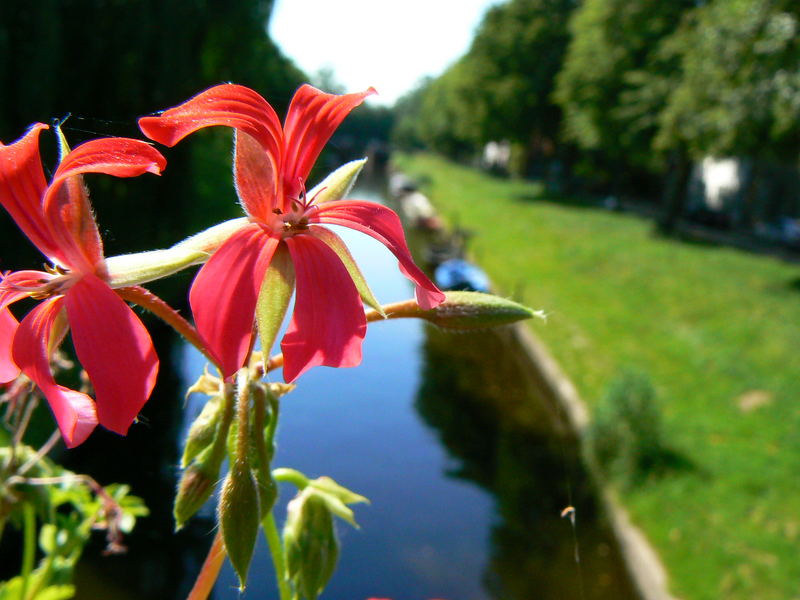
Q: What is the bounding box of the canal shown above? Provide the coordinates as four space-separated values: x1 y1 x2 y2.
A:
185 179 639 599
68 178 638 599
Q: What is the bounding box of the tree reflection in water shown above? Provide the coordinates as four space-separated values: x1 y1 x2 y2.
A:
416 325 638 600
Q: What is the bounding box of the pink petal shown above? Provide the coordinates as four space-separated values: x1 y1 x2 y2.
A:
281 234 366 382
314 201 445 310
189 224 278 378
139 84 283 162
281 85 375 200
234 131 279 221
0 308 20 383
65 274 158 436
44 138 167 274
13 297 98 447
0 123 62 260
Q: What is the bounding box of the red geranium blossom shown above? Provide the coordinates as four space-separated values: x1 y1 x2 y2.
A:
140 84 444 381
0 124 164 447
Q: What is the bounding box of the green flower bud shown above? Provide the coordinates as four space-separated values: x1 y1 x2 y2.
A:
379 291 544 330
173 460 217 529
181 392 223 468
219 459 261 590
283 489 339 600
174 383 233 529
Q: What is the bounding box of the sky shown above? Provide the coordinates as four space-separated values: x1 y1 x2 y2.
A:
269 0 503 106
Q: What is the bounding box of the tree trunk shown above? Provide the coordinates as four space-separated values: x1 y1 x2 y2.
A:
657 148 692 233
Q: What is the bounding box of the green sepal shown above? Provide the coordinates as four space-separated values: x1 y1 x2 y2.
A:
307 158 366 205
256 243 295 359
311 227 384 316
272 471 368 528
309 476 369 510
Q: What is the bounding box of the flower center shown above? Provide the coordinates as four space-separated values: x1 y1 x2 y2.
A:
4 265 78 300
270 184 323 238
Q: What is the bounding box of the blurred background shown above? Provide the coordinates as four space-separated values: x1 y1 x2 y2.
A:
1 1 799 599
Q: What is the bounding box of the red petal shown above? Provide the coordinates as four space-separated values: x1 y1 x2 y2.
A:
281 234 366 382
281 85 375 200
52 137 167 180
65 274 159 436
0 123 62 260
0 308 20 383
13 297 98 447
314 201 445 309
44 138 167 273
234 131 279 221
189 224 278 378
139 84 283 162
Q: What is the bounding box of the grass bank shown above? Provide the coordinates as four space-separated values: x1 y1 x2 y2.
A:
393 153 800 600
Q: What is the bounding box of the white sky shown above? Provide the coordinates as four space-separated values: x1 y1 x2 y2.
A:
269 0 503 106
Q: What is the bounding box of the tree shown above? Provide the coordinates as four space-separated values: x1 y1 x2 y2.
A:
393 0 576 173
656 0 800 227
466 0 575 161
554 0 694 189
657 0 800 160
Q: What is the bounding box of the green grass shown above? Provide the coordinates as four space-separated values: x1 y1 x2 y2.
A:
394 153 800 600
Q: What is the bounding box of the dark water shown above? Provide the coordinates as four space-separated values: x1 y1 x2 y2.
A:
63 181 637 599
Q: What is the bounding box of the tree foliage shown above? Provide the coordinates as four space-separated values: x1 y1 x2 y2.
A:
554 0 694 172
656 0 800 161
0 0 304 262
396 0 575 165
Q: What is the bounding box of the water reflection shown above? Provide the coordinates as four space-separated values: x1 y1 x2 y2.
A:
417 325 638 599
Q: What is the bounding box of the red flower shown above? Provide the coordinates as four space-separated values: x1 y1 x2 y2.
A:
140 84 444 381
0 124 165 447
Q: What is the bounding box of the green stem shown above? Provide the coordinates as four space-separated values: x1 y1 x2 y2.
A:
116 286 218 367
19 503 35 600
262 511 292 600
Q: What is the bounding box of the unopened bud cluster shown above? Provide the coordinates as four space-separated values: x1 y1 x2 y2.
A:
280 472 368 599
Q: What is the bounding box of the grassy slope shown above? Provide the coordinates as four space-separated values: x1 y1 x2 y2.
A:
394 153 800 600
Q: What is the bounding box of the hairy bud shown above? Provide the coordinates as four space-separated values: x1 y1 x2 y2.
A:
283 489 339 600
219 459 260 590
376 291 543 330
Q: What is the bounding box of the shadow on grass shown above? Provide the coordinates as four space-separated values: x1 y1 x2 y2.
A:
786 275 800 293
641 446 698 480
650 225 726 250
514 189 605 210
